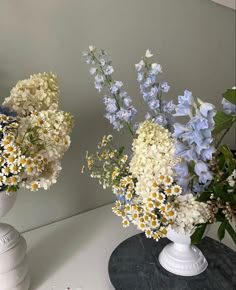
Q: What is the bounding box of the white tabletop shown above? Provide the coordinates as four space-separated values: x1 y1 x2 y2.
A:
23 204 140 290
23 203 235 290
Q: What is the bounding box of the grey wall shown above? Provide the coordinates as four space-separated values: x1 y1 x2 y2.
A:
0 0 235 233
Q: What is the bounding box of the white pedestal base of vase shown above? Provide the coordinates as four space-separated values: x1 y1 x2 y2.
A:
159 227 208 276
0 191 30 289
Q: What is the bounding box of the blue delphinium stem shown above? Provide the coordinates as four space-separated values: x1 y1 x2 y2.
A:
83 47 137 136
135 51 174 129
173 92 216 193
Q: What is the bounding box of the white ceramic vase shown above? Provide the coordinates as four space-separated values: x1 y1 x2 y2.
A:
158 227 208 276
0 191 30 290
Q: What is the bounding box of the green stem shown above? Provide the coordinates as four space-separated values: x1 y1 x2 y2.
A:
216 127 231 148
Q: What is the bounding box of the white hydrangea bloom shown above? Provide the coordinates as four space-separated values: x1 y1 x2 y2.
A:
24 160 62 190
17 110 73 162
227 169 236 188
3 72 59 116
171 194 209 235
130 120 179 197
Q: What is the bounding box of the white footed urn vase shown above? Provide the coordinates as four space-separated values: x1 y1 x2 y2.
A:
0 191 30 290
159 227 208 276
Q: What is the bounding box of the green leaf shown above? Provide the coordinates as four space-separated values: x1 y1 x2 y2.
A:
220 145 234 172
191 223 207 245
118 146 125 155
223 89 236 105
217 219 228 241
225 223 236 245
213 112 234 136
197 191 211 202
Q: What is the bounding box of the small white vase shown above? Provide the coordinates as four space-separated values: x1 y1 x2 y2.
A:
0 191 17 219
0 191 30 290
158 227 208 276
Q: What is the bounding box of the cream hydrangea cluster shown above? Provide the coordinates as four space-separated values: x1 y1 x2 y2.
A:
171 194 210 235
130 120 180 198
3 72 59 116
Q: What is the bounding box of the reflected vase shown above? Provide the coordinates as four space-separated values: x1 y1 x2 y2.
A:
0 191 30 290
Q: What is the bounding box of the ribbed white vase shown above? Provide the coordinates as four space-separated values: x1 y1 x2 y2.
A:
0 191 30 290
159 227 208 276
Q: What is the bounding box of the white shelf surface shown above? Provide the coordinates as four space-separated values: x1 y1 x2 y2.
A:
23 204 140 290
23 203 235 290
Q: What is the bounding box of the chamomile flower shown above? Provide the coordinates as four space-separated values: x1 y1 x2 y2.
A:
146 200 155 210
163 175 173 186
122 218 130 228
4 144 15 154
171 185 182 195
126 191 133 200
164 187 172 196
10 175 19 185
138 222 146 231
150 219 159 229
2 166 11 175
145 229 153 238
115 200 121 208
10 163 21 174
7 155 15 164
153 232 160 241
157 193 165 202
25 165 35 175
30 182 40 191
151 191 158 199
18 156 27 166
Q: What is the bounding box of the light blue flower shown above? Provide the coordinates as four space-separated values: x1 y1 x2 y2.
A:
162 100 175 113
104 65 114 75
148 99 160 110
135 60 145 71
110 81 123 94
103 96 118 113
143 76 156 88
137 72 144 82
122 95 132 107
154 114 167 126
222 98 236 115
0 106 17 117
175 162 189 177
159 82 170 93
95 74 104 83
142 90 154 102
199 102 215 118
117 107 137 122
105 113 123 130
89 67 97 75
150 63 162 75
99 58 106 66
94 81 103 92
201 147 216 161
174 90 194 117
173 123 190 138
145 112 152 120
194 161 213 184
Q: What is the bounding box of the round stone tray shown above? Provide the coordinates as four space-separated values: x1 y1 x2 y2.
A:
108 233 236 290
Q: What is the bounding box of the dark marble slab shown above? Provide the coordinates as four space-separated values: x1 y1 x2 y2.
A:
108 233 236 290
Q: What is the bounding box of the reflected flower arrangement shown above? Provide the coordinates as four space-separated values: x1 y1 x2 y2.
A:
0 73 74 193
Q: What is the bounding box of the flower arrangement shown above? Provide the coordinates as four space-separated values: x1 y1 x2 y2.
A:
0 72 74 193
83 46 236 244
